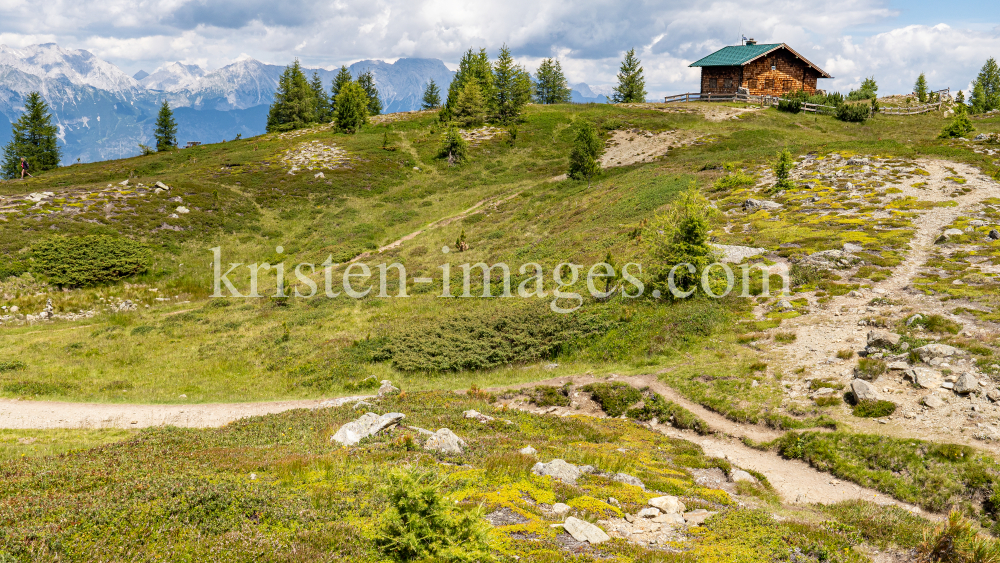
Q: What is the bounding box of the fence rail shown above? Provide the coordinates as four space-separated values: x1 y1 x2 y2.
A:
666 88 950 116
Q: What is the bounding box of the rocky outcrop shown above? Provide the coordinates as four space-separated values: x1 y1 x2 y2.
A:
331 412 405 446
563 516 610 544
423 428 466 454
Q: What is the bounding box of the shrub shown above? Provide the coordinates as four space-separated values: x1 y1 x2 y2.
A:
711 170 756 192
852 400 896 418
438 127 468 164
836 349 854 360
836 102 871 123
920 510 1000 563
939 113 975 139
847 77 878 101
814 396 842 407
776 98 802 113
581 381 642 417
910 314 962 334
32 235 152 288
772 149 795 192
644 184 717 298
568 120 601 186
375 471 492 563
855 358 887 380
0 360 26 372
334 81 369 133
527 384 571 407
774 331 797 343
626 391 710 434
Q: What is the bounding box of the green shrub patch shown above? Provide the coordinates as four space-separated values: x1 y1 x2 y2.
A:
32 235 152 287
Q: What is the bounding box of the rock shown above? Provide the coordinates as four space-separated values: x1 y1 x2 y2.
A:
742 199 782 212
904 367 942 389
954 373 979 394
377 380 400 396
917 343 959 360
424 428 466 454
976 133 989 141
613 473 645 489
155 181 170 191
463 409 495 423
989 229 1000 241
118 179 129 186
942 228 964 239
563 516 610 544
607 497 620 507
314 172 325 179
532 459 583 485
652 512 686 525
519 446 537 455
648 496 685 515
683 509 717 526
552 502 572 516
709 244 768 264
867 330 901 349
906 314 923 326
353 401 374 410
730 469 757 483
988 389 1000 402
846 157 870 166
331 412 405 446
970 220 988 228
851 379 879 402
923 395 944 409
843 243 864 253
888 361 910 371
176 206 190 214
775 299 794 311
637 507 661 518
900 342 910 351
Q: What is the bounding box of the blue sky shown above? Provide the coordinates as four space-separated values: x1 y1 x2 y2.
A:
0 0 996 97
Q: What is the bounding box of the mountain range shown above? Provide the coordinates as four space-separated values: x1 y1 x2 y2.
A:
0 43 608 165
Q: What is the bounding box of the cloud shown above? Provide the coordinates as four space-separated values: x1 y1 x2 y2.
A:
0 0 996 99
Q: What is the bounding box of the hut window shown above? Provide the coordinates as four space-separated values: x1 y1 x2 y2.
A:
783 80 795 90
709 77 717 89
770 59 776 70
764 79 775 90
724 78 733 89
748 79 758 89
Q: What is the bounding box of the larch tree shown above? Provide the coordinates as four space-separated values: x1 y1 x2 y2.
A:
611 48 647 103
534 58 571 104
310 71 332 123
357 70 383 116
970 58 1000 114
335 81 369 133
445 49 494 117
568 120 601 187
421 79 442 109
154 100 178 151
266 60 315 132
914 72 928 103
2 91 60 178
330 65 353 106
492 44 532 123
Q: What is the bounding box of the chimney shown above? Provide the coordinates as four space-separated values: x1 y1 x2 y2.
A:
746 38 756 46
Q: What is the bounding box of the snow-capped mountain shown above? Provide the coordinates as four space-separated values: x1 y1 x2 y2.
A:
0 45 457 164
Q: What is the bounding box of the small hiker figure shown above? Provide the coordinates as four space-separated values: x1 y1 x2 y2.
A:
20 157 29 179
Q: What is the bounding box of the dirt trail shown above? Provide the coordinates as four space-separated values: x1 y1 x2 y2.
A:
490 374 933 515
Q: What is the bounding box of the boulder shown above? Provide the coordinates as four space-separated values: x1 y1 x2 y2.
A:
904 367 942 389
989 229 1000 241
331 412 405 446
943 228 964 238
155 181 170 191
551 503 572 516
532 459 583 485
867 330 901 349
851 379 879 402
648 496 685 515
519 446 537 455
906 314 923 327
775 299 794 311
377 380 400 396
463 409 495 423
743 199 782 212
954 373 979 395
652 512 686 525
683 509 717 526
176 206 190 214
563 516 610 544
887 361 910 371
424 428 466 454
613 472 646 490
730 469 757 484
637 507 660 518
915 344 958 360
922 395 944 408
843 243 864 253
988 389 1000 403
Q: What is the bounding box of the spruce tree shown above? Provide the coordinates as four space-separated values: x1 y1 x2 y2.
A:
492 44 532 123
611 48 647 103
335 81 369 133
453 82 487 127
568 121 601 187
1 92 60 179
357 70 383 116
330 65 352 105
421 80 442 109
914 72 928 103
445 49 494 115
310 71 332 123
970 58 1000 114
154 100 177 152
266 60 315 133
534 58 571 104
971 80 988 114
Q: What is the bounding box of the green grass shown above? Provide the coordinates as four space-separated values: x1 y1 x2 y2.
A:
852 399 897 418
0 428 136 461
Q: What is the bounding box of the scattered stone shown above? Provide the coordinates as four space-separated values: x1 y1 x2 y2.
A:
906 314 923 326
551 503 572 516
331 412 405 446
904 367 943 389
989 229 1000 241
648 496 685 514
743 199 782 211
607 497 620 507
843 243 864 253
463 409 495 423
923 395 945 409
532 459 583 485
867 330 901 349
613 472 645 490
519 446 537 455
563 516 610 544
485 507 529 526
954 373 979 395
915 343 958 360
652 512 686 525
314 172 325 179
637 507 661 518
377 380 400 396
175 206 190 214
683 509 717 526
775 299 794 311
988 389 1000 402
710 244 768 264
155 181 170 191
888 361 910 371
942 228 964 238
424 428 466 454
730 469 757 484
851 379 879 402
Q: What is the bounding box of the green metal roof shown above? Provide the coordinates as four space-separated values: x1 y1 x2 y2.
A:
689 43 782 67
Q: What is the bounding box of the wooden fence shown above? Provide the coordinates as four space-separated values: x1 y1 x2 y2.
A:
879 89 951 115
665 87 951 116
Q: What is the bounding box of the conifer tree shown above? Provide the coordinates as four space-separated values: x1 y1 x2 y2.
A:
330 65 352 105
1 92 60 178
492 44 532 123
914 72 928 103
969 58 1000 114
335 81 369 133
154 100 177 152
445 49 494 115
310 71 332 123
611 48 647 103
453 82 487 127
535 58 572 104
357 70 383 116
421 79 442 109
266 60 315 133
568 121 601 187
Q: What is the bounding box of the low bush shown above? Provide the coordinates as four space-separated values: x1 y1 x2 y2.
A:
852 399 896 418
939 113 975 139
855 358 887 380
581 381 642 417
526 384 571 407
836 349 854 360
776 98 802 113
814 396 842 407
0 360 26 372
626 391 711 434
32 235 152 288
909 313 962 335
836 103 871 123
438 127 468 164
920 511 1000 563
774 332 797 344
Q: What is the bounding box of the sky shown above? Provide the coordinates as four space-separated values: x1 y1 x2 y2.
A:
0 0 997 98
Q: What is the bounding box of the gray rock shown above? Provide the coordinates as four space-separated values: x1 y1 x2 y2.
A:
943 228 964 238
775 299 794 311
954 373 979 394
730 469 757 483
887 361 910 371
653 512 686 525
175 206 190 214
923 395 944 409
463 409 494 423
916 344 958 359
904 367 942 389
900 342 910 351
155 181 170 191
519 446 537 455
989 229 1000 241
331 412 405 446
743 199 782 212
613 472 645 490
563 516 610 544
843 243 864 253
942 382 954 390
353 400 374 410
987 389 1000 402
906 314 923 326
377 380 400 396
970 220 988 227
867 330 901 349
648 496 685 514
532 459 583 485
709 244 768 264
683 509 718 526
846 157 870 166
637 507 660 518
551 502 572 516
424 428 466 454
851 379 879 402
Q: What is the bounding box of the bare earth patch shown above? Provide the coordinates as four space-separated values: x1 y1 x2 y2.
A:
600 129 705 168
